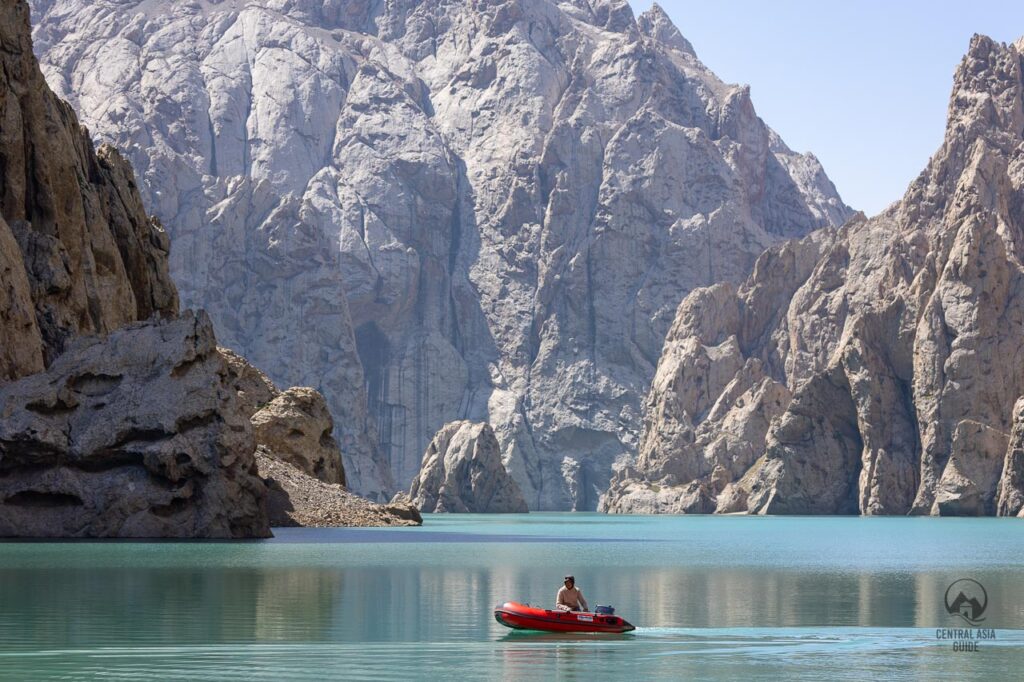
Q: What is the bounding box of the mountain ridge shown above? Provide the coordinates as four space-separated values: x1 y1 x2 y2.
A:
603 33 1024 516
29 0 853 508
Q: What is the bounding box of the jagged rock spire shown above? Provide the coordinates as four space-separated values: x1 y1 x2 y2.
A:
605 35 1024 517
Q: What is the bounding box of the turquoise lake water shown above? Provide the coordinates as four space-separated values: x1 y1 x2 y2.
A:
1 514 1023 680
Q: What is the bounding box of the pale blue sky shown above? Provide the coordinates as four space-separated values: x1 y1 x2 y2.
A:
629 1 1024 215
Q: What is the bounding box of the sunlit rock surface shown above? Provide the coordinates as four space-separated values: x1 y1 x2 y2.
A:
253 387 346 485
408 421 528 513
605 35 1024 516
29 0 851 508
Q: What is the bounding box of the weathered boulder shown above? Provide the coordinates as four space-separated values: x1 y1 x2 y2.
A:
381 492 425 525
219 346 279 418
218 350 349 489
217 348 413 526
408 422 528 513
0 312 270 538
252 387 345 486
606 34 1024 517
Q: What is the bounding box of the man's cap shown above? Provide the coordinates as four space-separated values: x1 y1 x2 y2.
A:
564 575 575 581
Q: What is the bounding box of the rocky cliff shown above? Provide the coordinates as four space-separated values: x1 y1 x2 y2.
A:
1 2 178 378
29 0 852 508
604 35 1024 516
408 421 528 513
0 0 269 537
0 312 271 537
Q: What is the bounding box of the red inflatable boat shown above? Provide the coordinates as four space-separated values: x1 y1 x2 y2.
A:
494 602 635 633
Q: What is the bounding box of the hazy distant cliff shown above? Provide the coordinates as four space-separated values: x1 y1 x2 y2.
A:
29 0 851 508
604 35 1024 516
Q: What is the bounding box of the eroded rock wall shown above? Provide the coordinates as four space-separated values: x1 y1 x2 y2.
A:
1 0 178 374
0 313 271 537
0 0 268 537
30 0 852 508
605 35 1024 517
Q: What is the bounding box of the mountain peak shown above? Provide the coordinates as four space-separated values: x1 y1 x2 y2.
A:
638 3 696 56
587 0 637 34
934 32 1023 199
604 30 1024 518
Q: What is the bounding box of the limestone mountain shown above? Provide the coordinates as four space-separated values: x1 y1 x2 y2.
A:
603 35 1024 516
29 0 852 508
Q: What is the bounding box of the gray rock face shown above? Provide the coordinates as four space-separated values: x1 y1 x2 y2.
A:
30 0 851 508
997 398 1024 516
253 387 346 485
0 0 270 537
605 35 1024 517
219 346 279 418
408 421 528 513
0 312 271 538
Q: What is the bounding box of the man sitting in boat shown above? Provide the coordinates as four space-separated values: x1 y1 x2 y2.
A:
556 575 589 612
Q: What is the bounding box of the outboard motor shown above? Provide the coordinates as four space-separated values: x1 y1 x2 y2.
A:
595 605 615 615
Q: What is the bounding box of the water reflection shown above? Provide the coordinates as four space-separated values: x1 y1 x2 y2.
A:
2 562 1021 653
1 516 1023 679
0 568 347 648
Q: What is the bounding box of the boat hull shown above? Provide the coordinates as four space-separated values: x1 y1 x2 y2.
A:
494 602 635 633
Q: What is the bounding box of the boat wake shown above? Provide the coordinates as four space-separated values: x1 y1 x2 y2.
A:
2 629 1022 680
